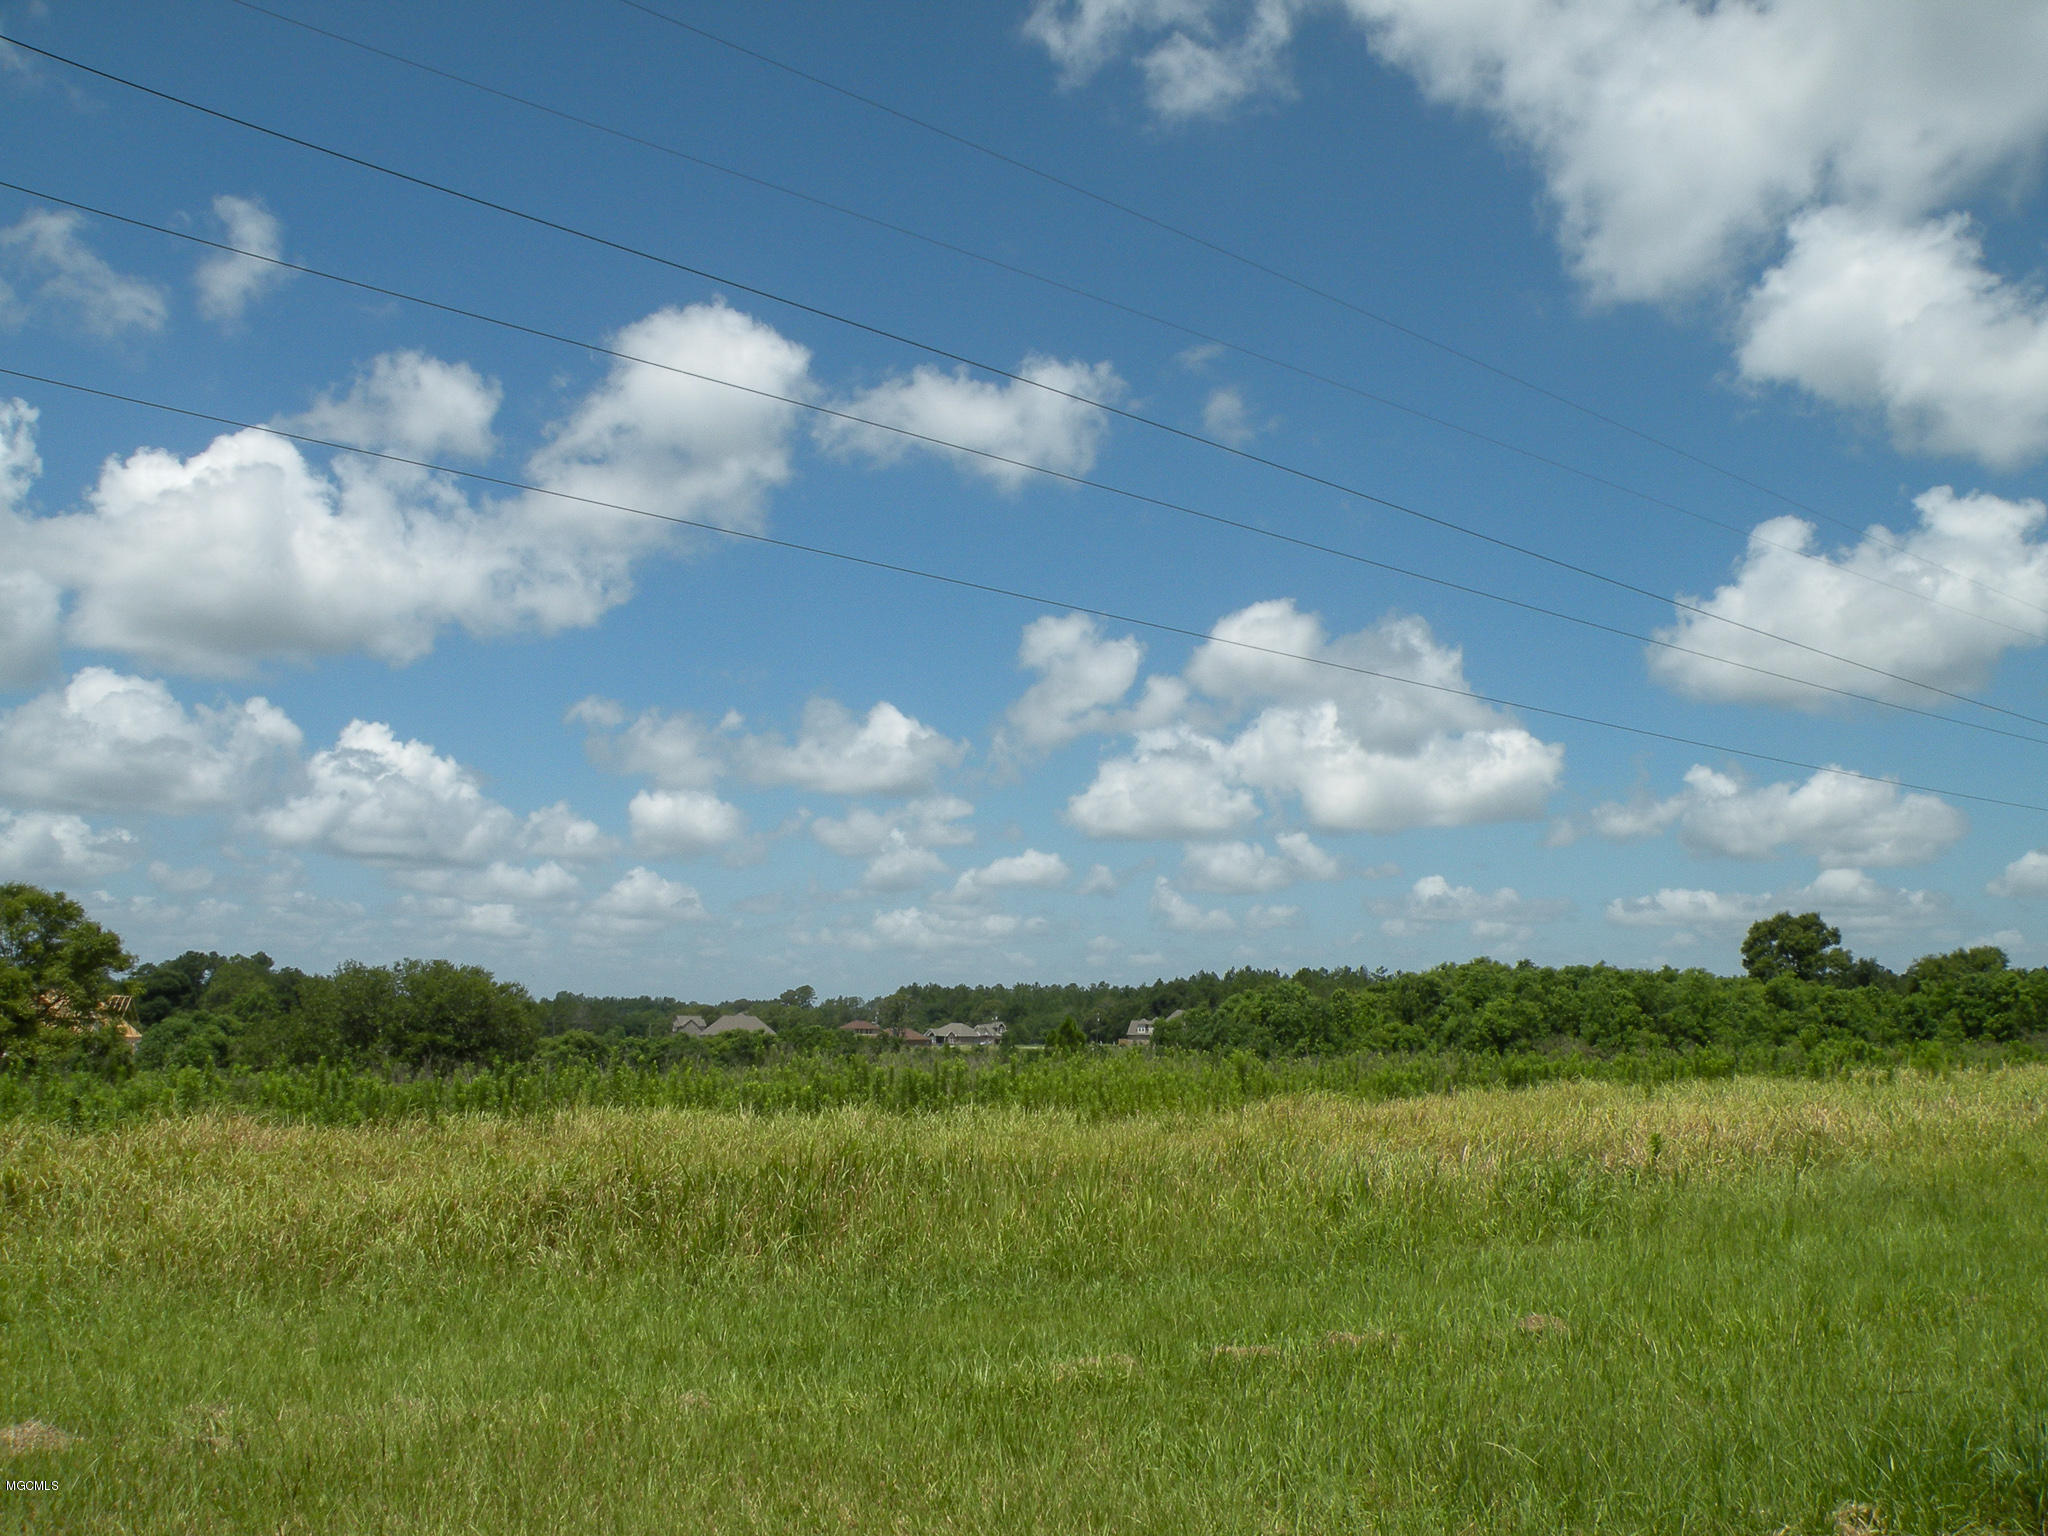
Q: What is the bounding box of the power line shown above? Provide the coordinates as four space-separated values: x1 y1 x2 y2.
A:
10 38 2042 732
11 361 2045 818
213 0 2043 644
10 174 2043 750
611 0 2034 616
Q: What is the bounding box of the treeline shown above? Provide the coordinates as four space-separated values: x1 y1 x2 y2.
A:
1157 950 2042 1057
4 883 2045 1081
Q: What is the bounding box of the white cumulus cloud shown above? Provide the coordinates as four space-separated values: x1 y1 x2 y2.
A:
1989 850 2048 900
1608 868 1944 937
285 350 500 461
1376 874 1569 942
581 867 708 937
529 301 811 526
812 795 974 890
1066 725 1260 839
0 668 301 814
841 905 1040 952
1026 1 2048 465
194 194 289 325
1650 490 2048 706
1149 876 1236 933
1026 0 1300 120
951 849 1070 901
1580 764 1965 868
819 354 1124 489
738 700 965 796
1739 208 2048 468
3 303 812 676
1067 599 1561 839
0 809 138 881
572 699 724 789
1003 614 1145 751
0 208 167 335
396 861 582 905
1179 830 1337 892
260 720 519 867
626 789 747 858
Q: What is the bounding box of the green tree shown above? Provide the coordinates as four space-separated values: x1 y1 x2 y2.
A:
0 884 134 1072
387 958 539 1066
1047 1015 1087 1053
294 961 400 1064
134 1009 235 1071
1741 912 1843 982
129 950 224 1026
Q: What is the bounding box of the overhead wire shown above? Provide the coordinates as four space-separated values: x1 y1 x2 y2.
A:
612 0 2043 622
214 0 2042 645
12 361 2047 819
8 174 2045 752
8 36 2043 734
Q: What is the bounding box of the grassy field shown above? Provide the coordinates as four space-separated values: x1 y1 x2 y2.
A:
3 1068 2045 1533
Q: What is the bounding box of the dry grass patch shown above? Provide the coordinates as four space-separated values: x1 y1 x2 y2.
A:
1832 1502 1889 1536
0 1420 76 1454
1517 1313 1570 1337
176 1401 244 1455
1051 1353 1138 1383
1211 1344 1282 1360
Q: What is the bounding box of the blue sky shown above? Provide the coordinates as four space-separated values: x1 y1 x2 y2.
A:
5 0 2048 997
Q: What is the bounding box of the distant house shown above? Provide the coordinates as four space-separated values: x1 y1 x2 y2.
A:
673 1013 777 1038
36 990 142 1050
1122 1009 1182 1047
840 1020 880 1037
704 1013 776 1037
889 1027 933 1046
929 1021 1004 1047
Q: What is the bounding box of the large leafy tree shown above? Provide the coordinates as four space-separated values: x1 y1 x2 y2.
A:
1740 911 1845 982
0 884 135 1071
386 959 538 1067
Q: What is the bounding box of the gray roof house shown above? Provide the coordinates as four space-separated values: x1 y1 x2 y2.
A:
705 1013 776 1037
675 1013 777 1038
929 1021 1005 1047
1122 1009 1183 1046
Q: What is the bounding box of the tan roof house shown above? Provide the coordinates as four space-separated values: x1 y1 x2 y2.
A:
839 1020 881 1037
929 1021 1005 1047
673 1013 776 1038
36 990 142 1050
704 1013 776 1037
1122 1009 1182 1046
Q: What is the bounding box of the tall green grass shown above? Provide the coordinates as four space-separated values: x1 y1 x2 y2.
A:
3 1071 2045 1533
2 1036 2031 1130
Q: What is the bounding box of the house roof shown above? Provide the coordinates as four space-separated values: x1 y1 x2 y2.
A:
706 1013 776 1035
928 1022 992 1039
37 991 141 1038
889 1027 932 1043
840 1020 880 1033
671 1014 709 1034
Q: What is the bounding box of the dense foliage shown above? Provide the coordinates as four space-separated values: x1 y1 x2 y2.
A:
7 885 2045 1088
0 882 135 1073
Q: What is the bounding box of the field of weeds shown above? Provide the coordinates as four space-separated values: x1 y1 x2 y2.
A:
3 1070 2046 1533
